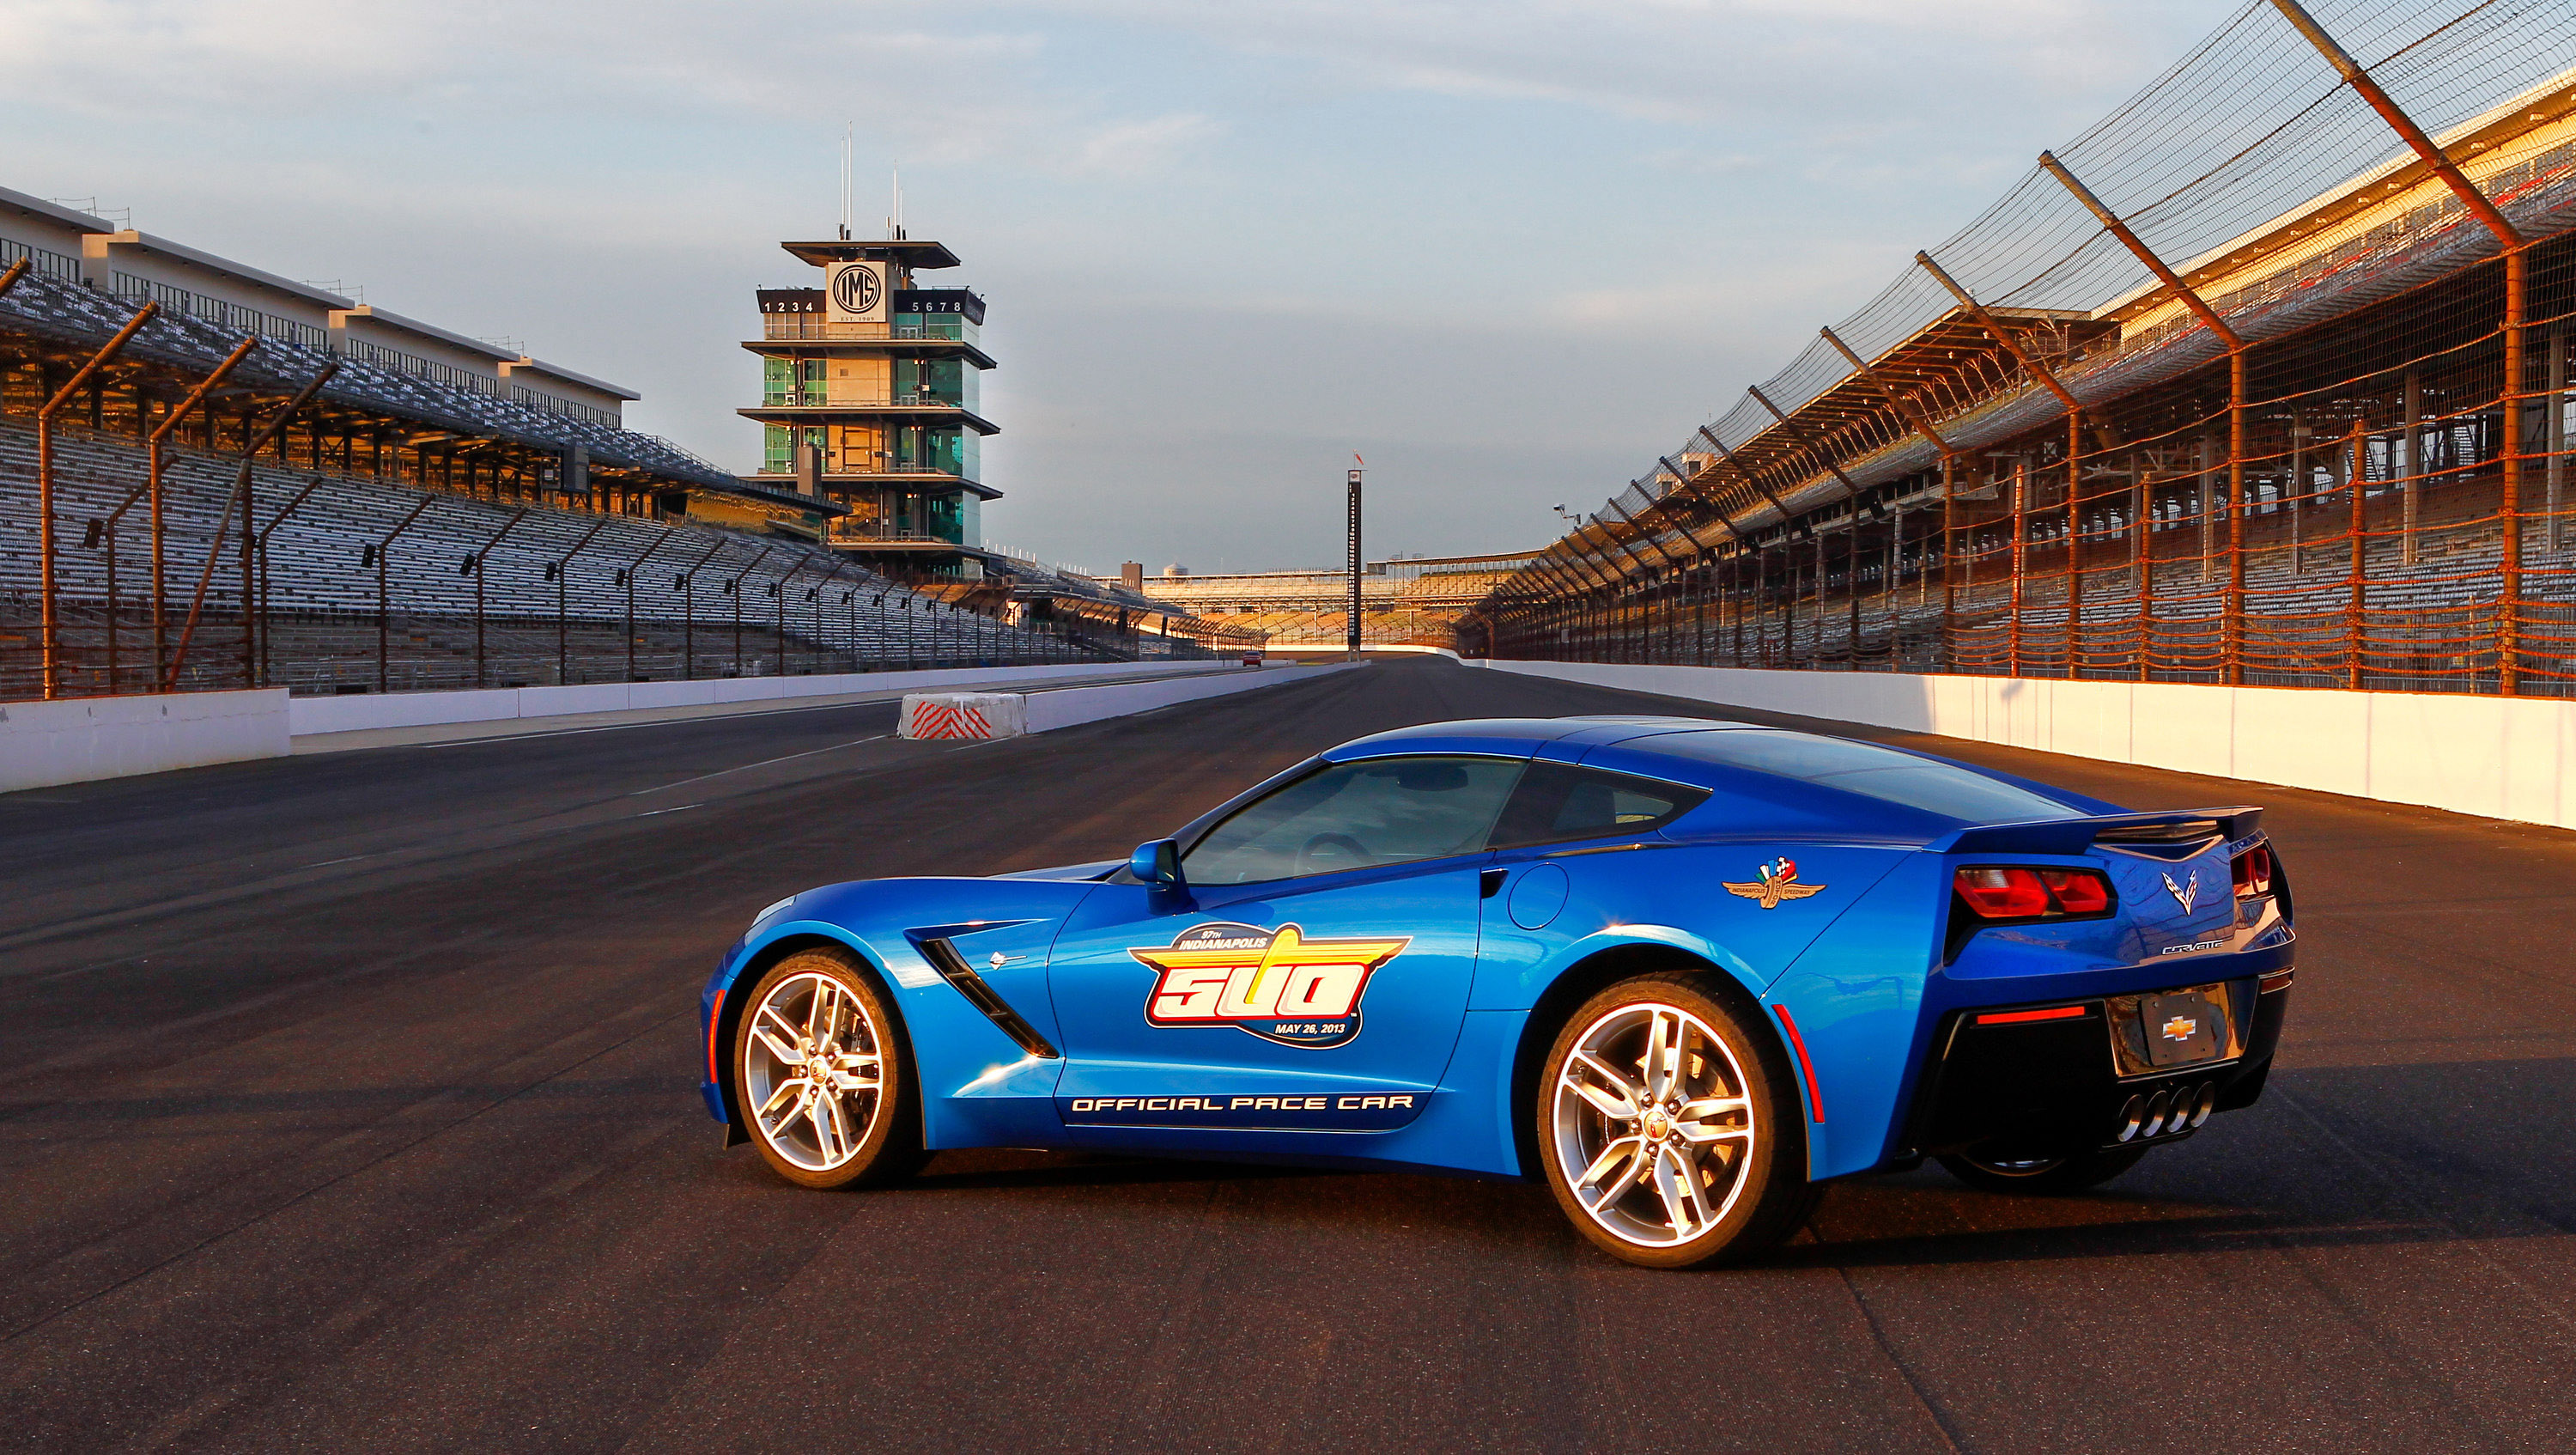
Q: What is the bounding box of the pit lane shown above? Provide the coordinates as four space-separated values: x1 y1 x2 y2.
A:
2 657 2570 1452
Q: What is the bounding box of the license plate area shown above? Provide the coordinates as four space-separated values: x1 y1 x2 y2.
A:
2106 981 2246 1077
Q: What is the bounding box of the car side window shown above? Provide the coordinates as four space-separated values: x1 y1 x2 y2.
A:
1181 756 1524 886
1488 763 1708 849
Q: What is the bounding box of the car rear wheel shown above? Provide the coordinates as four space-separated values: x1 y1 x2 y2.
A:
733 949 925 1190
1536 973 1817 1269
1936 1145 2148 1195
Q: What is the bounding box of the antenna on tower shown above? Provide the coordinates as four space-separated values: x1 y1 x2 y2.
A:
838 125 854 240
889 163 905 240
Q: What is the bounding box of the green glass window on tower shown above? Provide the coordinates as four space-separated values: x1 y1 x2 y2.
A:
892 357 975 411
762 357 828 406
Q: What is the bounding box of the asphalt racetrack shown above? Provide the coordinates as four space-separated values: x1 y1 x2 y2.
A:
3 657 2572 1453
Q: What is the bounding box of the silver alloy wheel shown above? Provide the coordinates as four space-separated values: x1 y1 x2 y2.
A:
1552 1001 1757 1248
741 970 886 1172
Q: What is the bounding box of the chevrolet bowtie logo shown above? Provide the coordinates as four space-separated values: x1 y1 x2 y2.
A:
1722 856 1826 910
2160 1015 2199 1042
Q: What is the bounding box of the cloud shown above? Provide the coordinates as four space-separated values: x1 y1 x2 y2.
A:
1073 113 1223 177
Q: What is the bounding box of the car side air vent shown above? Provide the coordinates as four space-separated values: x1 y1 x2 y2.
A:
2093 819 2221 861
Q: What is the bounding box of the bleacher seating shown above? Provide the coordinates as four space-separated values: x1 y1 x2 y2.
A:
0 416 1108 698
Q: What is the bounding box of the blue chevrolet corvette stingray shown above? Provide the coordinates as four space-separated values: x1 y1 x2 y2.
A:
700 715 2293 1267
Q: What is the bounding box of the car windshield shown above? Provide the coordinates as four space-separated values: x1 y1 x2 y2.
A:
1183 756 1522 884
1649 730 2079 824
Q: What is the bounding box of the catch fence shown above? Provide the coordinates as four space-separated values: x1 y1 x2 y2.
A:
1474 0 2576 697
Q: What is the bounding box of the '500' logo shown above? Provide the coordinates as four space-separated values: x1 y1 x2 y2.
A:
1129 922 1409 1048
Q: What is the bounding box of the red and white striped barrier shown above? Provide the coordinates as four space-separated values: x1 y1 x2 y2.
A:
897 692 1030 740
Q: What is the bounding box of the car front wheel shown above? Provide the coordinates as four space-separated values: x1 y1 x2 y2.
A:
733 948 925 1190
1537 973 1818 1269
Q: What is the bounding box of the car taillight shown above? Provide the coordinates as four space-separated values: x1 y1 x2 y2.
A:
1953 867 2115 922
2232 843 2273 898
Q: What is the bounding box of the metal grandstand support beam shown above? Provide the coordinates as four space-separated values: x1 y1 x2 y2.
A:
141 336 258 691
1695 427 1802 538
0 257 27 299
622 533 672 681
1605 498 1685 661
2348 422 2368 691
1747 383 1868 670
34 300 157 698
773 557 811 679
1587 511 1654 661
1555 544 1615 661
373 494 438 693
2038 150 2248 685
90 335 260 693
1745 385 1864 504
467 509 531 688
1819 326 1951 456
1656 458 1745 548
553 514 615 685
731 545 777 677
167 362 337 691
2268 0 2530 694
1940 454 1959 673
1917 252 2089 682
677 537 727 679
251 472 341 688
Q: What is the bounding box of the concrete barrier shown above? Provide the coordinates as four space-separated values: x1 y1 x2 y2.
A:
2 688 289 794
900 663 1358 740
1474 660 2576 831
898 693 1029 740
283 659 1250 737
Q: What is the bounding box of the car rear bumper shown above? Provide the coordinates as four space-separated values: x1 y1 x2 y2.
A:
1895 970 2293 1163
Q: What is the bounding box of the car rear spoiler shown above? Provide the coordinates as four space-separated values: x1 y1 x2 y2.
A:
1928 807 2264 858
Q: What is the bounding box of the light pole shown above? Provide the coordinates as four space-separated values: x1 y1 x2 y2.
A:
1346 466 1364 660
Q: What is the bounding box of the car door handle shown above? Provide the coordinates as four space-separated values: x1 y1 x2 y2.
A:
1479 868 1508 899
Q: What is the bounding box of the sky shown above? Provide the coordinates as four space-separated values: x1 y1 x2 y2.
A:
0 0 2240 574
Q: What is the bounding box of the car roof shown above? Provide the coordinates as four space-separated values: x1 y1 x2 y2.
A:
1321 715 1759 761
1324 715 2123 833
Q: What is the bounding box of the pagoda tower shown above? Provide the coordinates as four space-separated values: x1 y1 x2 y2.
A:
741 229 999 576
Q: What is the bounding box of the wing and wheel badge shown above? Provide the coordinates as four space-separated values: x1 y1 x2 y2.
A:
1722 856 1826 910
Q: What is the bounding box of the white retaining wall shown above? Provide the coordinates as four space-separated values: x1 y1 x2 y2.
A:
1024 663 1352 733
283 660 1251 737
1 688 290 794
1476 661 2576 831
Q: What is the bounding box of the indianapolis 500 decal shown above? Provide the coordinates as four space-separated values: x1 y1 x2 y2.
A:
1128 921 1410 1047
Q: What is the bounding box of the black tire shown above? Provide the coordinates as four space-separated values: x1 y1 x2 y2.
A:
1936 1145 2149 1195
732 947 927 1190
1534 972 1819 1269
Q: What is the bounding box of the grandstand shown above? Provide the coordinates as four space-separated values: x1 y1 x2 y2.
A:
0 411 1121 700
0 192 1226 700
1105 553 1534 648
1471 0 2576 699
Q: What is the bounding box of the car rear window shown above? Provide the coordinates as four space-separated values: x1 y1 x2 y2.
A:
1643 730 2078 824
1488 764 1708 848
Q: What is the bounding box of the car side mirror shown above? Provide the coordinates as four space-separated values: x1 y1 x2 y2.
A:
1128 838 1184 888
